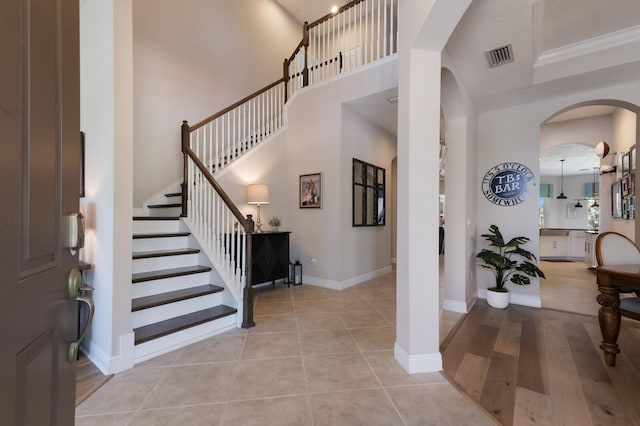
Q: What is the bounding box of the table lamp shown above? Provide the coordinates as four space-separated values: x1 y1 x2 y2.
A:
247 184 270 233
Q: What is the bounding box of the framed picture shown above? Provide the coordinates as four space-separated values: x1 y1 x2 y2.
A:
622 152 630 176
80 131 85 198
299 173 321 208
612 180 622 218
631 145 636 172
622 176 630 196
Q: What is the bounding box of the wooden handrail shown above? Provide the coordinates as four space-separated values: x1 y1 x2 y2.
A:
288 39 304 63
190 78 286 131
308 0 366 29
181 138 251 233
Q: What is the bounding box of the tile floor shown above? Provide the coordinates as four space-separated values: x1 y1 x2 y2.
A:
76 272 494 425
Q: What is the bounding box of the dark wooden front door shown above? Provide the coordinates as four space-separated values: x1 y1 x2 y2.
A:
0 0 80 424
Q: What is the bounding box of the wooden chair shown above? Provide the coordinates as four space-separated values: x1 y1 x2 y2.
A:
595 231 640 320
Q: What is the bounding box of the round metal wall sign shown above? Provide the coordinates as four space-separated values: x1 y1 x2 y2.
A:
482 162 535 206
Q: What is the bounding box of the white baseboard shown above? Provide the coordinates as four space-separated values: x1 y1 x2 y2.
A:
442 298 468 313
80 331 136 375
302 266 393 291
394 342 442 373
477 289 541 308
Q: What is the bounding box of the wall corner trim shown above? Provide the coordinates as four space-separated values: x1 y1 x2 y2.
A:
394 342 443 374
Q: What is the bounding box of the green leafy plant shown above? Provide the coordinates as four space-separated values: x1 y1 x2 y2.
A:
477 224 545 292
268 216 281 227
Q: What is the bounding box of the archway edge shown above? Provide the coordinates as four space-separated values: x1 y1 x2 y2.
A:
543 99 640 124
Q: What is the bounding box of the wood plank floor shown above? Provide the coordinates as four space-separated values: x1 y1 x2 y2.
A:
76 352 112 406
442 301 640 425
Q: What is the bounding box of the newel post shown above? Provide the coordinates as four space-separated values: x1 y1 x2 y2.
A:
181 120 189 217
283 58 290 103
302 21 309 87
242 214 256 328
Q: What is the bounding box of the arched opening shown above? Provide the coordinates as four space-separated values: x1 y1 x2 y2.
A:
539 100 640 315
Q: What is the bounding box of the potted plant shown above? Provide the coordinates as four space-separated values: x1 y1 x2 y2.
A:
268 216 281 232
477 224 545 308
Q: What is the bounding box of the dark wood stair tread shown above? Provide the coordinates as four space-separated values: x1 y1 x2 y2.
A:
133 216 180 220
133 248 200 259
133 232 191 239
132 265 212 283
148 203 182 209
164 192 182 197
134 305 237 344
132 284 224 311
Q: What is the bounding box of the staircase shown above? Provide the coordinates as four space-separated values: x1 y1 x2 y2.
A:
130 0 398 362
132 190 237 362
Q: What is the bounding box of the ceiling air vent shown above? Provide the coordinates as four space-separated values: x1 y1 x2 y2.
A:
486 44 514 68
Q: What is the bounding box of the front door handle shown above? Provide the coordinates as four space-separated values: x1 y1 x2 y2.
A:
68 295 94 362
67 268 95 362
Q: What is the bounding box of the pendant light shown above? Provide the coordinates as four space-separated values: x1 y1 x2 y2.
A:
557 159 567 199
574 200 583 208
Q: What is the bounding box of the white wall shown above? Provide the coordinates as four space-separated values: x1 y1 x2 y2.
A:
340 107 396 281
477 83 640 308
540 115 613 153
132 0 302 207
80 0 134 374
599 107 637 238
215 59 399 287
540 174 592 229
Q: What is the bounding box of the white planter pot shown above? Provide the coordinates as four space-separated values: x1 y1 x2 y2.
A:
486 288 510 309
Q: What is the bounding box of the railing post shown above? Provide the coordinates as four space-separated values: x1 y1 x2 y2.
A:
302 21 309 87
242 214 255 328
283 58 290 103
181 120 189 217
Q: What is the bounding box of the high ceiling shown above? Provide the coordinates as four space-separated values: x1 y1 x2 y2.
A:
274 0 640 174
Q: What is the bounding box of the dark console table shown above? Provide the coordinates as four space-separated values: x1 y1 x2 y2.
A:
251 231 290 286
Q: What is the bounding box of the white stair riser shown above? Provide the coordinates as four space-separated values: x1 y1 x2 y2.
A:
149 207 182 217
133 236 190 252
132 253 200 274
132 272 212 298
132 293 223 328
133 219 182 234
134 315 237 364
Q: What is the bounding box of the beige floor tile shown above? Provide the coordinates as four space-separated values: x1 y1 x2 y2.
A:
174 334 245 365
134 350 179 369
387 384 496 426
248 314 298 334
304 352 380 392
129 403 225 425
299 329 359 355
222 395 312 425
76 367 167 415
309 389 404 426
294 300 333 313
363 351 447 386
296 312 347 330
319 298 375 312
75 412 134 426
365 297 397 310
292 289 332 302
340 310 392 328
141 363 235 408
350 326 395 350
241 332 300 359
254 300 294 315
377 307 396 325
228 357 307 400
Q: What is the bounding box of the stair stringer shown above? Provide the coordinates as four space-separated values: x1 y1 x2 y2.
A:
180 216 245 328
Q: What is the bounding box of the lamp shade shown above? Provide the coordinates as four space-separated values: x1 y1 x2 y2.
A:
247 184 270 205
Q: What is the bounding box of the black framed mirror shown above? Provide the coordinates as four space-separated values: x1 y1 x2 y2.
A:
352 158 385 226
